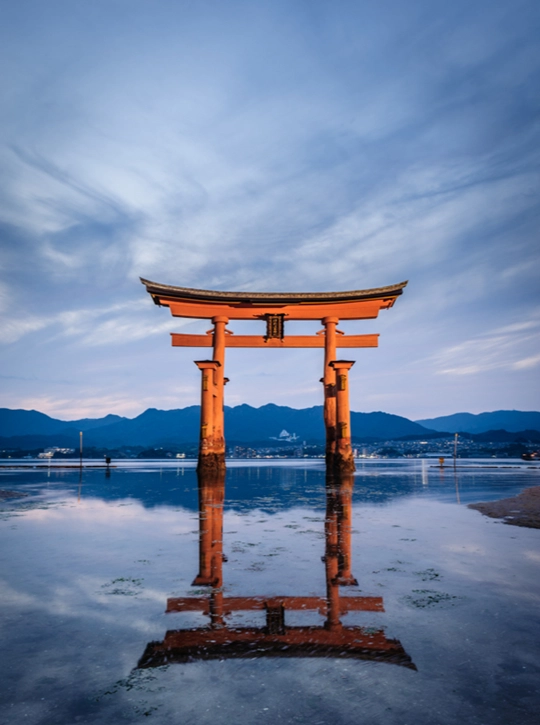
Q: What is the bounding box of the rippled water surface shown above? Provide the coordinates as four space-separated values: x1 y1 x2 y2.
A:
1 459 539 724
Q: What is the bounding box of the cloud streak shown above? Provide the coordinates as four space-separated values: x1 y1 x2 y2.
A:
431 313 540 376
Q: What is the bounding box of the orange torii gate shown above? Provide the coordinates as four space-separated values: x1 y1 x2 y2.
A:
141 279 407 471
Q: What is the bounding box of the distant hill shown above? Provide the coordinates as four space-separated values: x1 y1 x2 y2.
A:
0 408 126 438
416 410 540 434
84 407 201 447
467 429 540 443
225 404 430 442
0 404 432 448
350 410 431 441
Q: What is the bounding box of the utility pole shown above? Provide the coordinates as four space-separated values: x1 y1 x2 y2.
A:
79 431 83 470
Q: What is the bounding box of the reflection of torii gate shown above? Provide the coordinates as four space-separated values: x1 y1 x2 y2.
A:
141 279 407 472
137 469 415 668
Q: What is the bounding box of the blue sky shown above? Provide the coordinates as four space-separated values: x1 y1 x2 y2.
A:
1 0 539 420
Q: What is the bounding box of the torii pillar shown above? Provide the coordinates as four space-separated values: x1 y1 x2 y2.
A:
194 360 222 472
194 315 229 473
211 316 228 461
329 360 355 473
322 316 339 466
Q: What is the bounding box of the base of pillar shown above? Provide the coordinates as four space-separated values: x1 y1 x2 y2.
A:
326 452 356 473
197 452 226 474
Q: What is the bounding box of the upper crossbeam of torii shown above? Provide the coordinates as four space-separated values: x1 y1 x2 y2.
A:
141 278 407 472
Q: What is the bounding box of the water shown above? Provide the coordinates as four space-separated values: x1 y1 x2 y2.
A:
1 459 539 724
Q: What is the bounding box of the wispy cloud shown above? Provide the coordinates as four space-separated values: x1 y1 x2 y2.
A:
0 299 190 346
0 315 52 343
432 315 540 375
513 354 540 370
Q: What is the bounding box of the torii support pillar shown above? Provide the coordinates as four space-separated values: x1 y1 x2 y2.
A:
330 360 356 473
211 316 228 460
322 316 339 466
194 360 225 473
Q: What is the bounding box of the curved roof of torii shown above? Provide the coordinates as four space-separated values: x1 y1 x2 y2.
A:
140 278 408 305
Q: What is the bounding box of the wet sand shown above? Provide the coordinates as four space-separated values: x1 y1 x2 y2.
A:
468 486 540 529
0 489 29 499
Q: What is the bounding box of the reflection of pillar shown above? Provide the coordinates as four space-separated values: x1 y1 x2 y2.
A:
336 473 358 586
208 471 225 628
192 469 226 630
325 469 358 622
211 316 228 460
322 316 338 464
194 360 223 472
330 360 355 473
324 474 342 631
192 473 214 586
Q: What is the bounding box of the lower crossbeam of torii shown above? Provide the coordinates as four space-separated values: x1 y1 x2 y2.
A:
141 278 407 473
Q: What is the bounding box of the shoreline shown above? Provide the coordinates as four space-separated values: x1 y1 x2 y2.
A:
468 486 540 529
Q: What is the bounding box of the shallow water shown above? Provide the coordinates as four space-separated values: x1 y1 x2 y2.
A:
1 459 539 724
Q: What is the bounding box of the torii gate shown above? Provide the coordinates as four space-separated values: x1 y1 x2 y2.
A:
141 279 407 472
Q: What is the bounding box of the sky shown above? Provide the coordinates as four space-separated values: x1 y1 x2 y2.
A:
0 0 539 422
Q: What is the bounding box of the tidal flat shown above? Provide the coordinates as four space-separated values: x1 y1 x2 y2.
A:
0 459 539 724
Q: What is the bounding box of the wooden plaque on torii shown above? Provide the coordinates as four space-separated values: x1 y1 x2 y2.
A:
141 278 407 472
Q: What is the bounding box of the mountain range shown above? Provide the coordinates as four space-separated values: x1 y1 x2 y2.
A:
0 406 539 450
416 410 540 433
